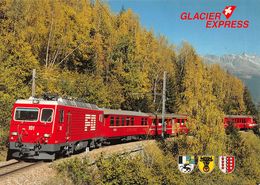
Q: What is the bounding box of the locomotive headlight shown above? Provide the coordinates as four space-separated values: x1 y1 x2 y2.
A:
11 132 18 136
44 133 51 138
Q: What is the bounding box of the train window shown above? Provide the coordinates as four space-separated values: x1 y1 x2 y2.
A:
116 117 120 126
41 109 53 122
145 118 148 125
126 117 130 125
141 118 144 125
131 117 134 125
99 114 103 122
14 108 39 121
122 117 125 126
110 117 114 126
152 119 156 125
142 118 147 125
59 110 64 123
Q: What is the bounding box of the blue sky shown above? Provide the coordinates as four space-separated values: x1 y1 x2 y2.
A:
107 0 260 56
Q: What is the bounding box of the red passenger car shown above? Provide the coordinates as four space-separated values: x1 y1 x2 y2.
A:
102 109 151 140
148 114 189 136
224 115 257 130
172 114 189 135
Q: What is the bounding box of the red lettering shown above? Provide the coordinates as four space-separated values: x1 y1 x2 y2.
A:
244 20 249 28
180 11 249 29
206 21 212 28
212 21 218 28
200 12 206 20
180 12 187 20
194 12 199 20
218 21 225 28
237 20 243 28
215 13 221 20
208 12 215 20
231 20 237 28
187 13 192 20
224 21 231 28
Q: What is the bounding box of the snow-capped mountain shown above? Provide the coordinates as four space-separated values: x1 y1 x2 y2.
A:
203 53 260 79
203 53 260 103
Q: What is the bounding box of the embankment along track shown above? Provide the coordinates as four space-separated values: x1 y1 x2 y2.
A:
0 140 154 185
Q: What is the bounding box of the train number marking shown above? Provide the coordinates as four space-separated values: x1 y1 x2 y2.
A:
28 125 35 130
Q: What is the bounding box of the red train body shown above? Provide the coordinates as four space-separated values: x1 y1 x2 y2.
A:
7 97 257 160
7 98 188 160
224 115 257 130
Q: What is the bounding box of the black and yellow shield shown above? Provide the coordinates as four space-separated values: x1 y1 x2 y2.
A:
198 156 215 173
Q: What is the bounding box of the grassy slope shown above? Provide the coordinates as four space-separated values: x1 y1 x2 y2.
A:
48 132 260 185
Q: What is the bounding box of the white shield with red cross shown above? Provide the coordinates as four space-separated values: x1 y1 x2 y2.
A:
219 156 235 174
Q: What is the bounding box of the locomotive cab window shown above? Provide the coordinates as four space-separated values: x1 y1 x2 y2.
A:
14 108 39 121
41 109 53 122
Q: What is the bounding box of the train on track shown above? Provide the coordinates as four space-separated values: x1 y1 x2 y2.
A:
7 96 258 161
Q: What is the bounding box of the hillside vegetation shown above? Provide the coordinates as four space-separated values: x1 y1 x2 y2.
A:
50 132 260 185
0 0 259 182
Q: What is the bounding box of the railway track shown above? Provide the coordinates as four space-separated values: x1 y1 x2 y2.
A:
0 160 42 178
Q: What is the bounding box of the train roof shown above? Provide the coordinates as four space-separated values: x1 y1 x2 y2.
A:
15 98 99 110
225 115 253 118
148 113 188 119
102 109 149 117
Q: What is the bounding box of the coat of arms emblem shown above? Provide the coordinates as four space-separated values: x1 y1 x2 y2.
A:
178 155 195 173
198 156 215 173
219 156 235 174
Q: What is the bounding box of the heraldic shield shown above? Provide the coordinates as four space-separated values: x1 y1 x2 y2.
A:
198 156 215 173
178 156 195 173
219 156 235 174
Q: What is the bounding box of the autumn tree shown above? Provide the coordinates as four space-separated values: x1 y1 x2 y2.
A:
176 42 226 155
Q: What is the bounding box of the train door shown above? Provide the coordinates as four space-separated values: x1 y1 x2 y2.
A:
66 111 71 142
56 109 66 143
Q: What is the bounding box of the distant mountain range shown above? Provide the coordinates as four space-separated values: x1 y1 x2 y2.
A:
203 53 260 104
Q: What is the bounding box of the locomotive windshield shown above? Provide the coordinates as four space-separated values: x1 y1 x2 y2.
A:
14 108 39 121
41 109 53 122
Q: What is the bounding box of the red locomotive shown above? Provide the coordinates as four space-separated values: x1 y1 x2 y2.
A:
7 97 188 160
